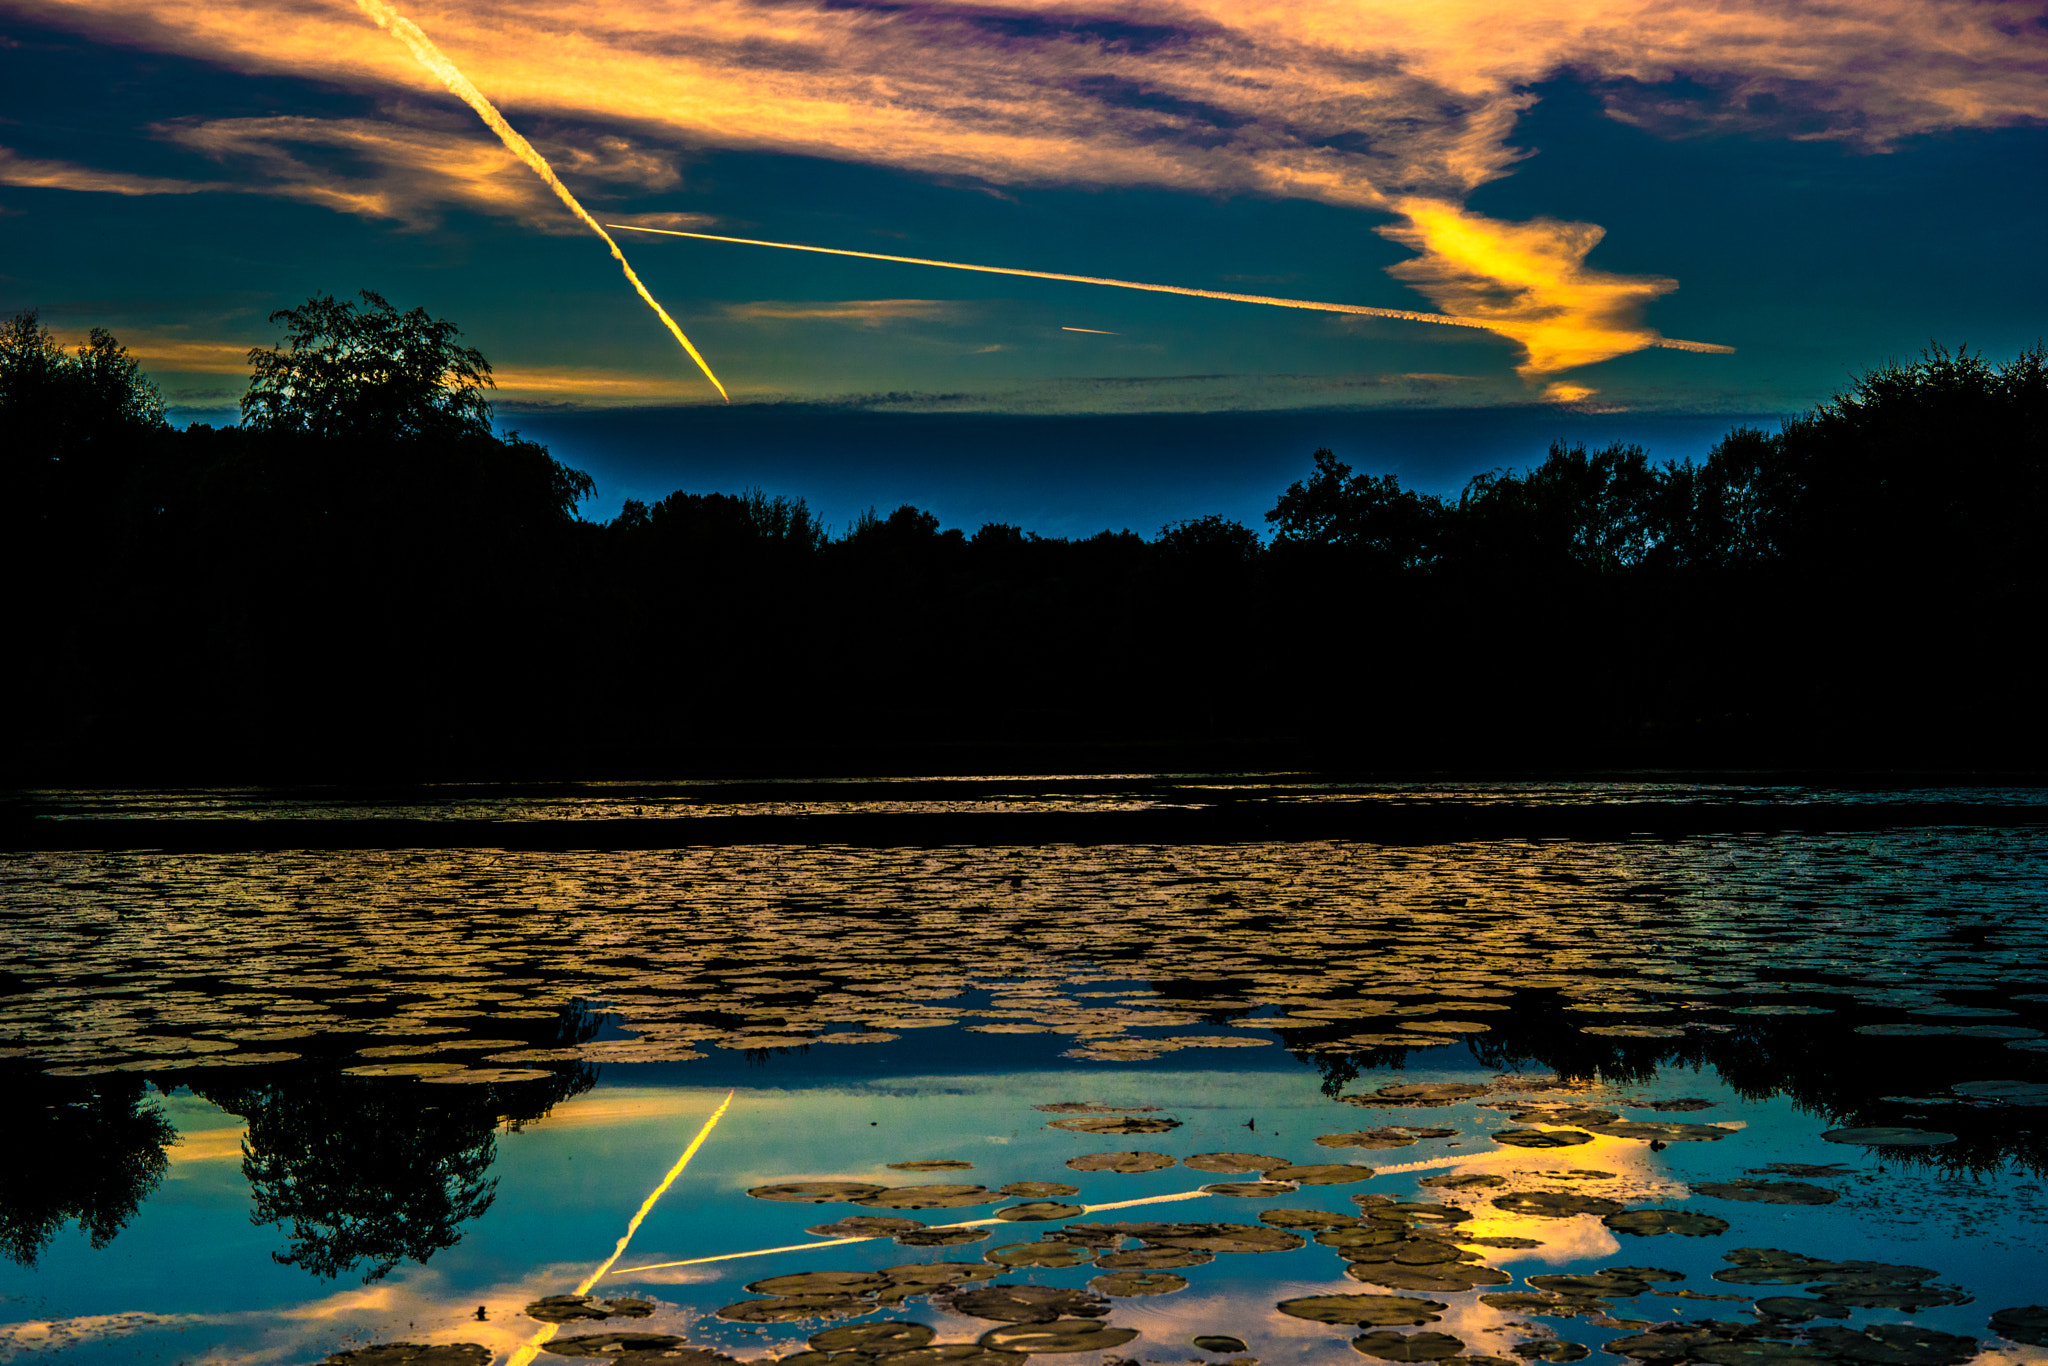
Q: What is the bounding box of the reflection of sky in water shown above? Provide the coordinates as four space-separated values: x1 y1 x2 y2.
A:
7 1064 2048 1366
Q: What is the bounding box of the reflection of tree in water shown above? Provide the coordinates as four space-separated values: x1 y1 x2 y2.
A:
205 1073 505 1281
1 1071 177 1267
1297 994 2048 1176
203 1041 596 1281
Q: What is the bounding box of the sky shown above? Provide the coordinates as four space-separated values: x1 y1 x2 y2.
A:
3 0 2044 531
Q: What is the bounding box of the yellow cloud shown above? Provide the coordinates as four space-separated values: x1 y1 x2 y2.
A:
1380 197 1693 378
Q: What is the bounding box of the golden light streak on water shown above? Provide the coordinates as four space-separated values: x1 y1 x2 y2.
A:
507 1090 735 1366
352 0 729 402
610 1186 1210 1275
609 225 1732 357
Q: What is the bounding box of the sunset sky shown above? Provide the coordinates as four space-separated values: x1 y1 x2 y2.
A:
4 0 2044 529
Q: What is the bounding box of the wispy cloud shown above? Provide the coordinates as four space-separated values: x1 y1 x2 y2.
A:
0 146 229 197
725 298 966 325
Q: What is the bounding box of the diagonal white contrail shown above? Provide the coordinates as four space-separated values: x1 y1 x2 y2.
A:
354 0 729 402
608 224 1734 357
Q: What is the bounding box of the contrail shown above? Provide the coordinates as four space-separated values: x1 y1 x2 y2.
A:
1061 326 1119 335
354 0 729 402
608 225 1733 356
609 1186 1211 1276
508 1091 735 1366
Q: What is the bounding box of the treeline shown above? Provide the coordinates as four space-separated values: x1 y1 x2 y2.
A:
5 293 2044 778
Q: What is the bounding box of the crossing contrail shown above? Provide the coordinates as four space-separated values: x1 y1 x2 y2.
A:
354 0 729 402
608 224 1733 356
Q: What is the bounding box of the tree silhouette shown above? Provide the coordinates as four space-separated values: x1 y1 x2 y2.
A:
241 291 494 442
1 1073 177 1268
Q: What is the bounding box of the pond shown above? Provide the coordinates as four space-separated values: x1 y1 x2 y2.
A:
3 779 2047 1366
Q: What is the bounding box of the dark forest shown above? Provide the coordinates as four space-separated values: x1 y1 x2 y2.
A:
6 295 2045 779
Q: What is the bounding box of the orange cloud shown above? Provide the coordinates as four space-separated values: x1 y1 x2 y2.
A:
1379 196 1710 381
0 146 229 197
161 113 678 230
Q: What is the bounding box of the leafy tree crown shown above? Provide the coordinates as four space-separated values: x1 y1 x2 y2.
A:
241 291 494 441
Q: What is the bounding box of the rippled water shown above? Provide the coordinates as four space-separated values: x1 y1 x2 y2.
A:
3 783 2045 1366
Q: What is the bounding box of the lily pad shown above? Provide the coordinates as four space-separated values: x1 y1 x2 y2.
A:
1419 1174 1506 1190
1695 1181 1839 1206
876 1349 1026 1366
1133 1221 1306 1253
1348 1263 1512 1293
1803 1325 1977 1366
976 1321 1138 1355
1353 1331 1467 1361
1064 1151 1175 1173
996 1202 1083 1222
1362 1202 1472 1226
1603 1209 1731 1237
1504 1107 1620 1127
327 1347 494 1366
1479 1293 1607 1318
1513 1343 1589 1362
891 1160 976 1171
1343 1083 1491 1108
1492 1129 1594 1149
1640 1098 1720 1112
1491 1191 1625 1218
811 1322 937 1353
998 1182 1079 1198
1267 1162 1375 1185
1203 1180 1299 1197
1090 1270 1186 1296
1262 1207 1367 1229
985 1242 1094 1268
1183 1151 1289 1173
1990 1307 2048 1347
1580 1026 1687 1038
808 1216 926 1237
1094 1245 1213 1269
943 1284 1110 1324
1587 1122 1735 1142
899 1227 994 1246
1277 1294 1448 1326
1951 1080 2048 1104
1047 1116 1180 1135
1193 1337 1248 1354
881 1262 1000 1288
859 1184 997 1210
526 1297 655 1324
715 1296 874 1323
745 1271 888 1296
1820 1128 1957 1147
749 1182 888 1204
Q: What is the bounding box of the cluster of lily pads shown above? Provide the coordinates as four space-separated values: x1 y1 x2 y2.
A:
7 830 2048 1081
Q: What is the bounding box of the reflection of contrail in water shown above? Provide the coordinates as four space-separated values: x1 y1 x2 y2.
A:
353 0 728 402
609 1186 1211 1275
609 225 1733 355
509 1091 735 1366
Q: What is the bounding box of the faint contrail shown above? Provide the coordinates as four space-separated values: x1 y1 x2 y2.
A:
609 225 1732 356
508 1091 734 1366
1061 326 1119 335
354 0 729 402
609 1186 1211 1275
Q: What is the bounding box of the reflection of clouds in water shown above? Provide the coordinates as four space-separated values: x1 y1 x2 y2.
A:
165 1125 247 1165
